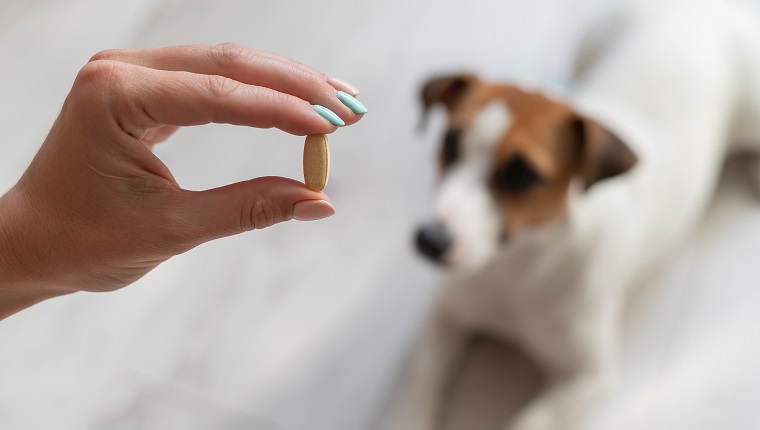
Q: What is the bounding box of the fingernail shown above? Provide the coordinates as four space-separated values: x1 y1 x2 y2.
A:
313 105 345 127
293 200 335 221
328 77 360 96
337 91 368 114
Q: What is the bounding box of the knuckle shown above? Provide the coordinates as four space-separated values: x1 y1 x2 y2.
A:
262 87 290 109
205 75 242 123
302 68 327 89
304 72 343 107
75 60 126 90
240 197 281 232
214 42 254 66
253 88 293 127
206 74 241 99
283 64 328 95
88 49 123 63
298 61 328 81
70 61 128 112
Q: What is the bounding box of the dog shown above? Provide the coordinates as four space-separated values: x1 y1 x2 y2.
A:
389 1 760 429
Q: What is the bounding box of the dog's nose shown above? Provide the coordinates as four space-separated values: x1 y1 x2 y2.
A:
415 222 452 263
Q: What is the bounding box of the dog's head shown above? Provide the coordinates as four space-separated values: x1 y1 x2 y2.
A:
415 74 637 271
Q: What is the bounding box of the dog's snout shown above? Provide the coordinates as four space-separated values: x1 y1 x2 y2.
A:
415 222 452 263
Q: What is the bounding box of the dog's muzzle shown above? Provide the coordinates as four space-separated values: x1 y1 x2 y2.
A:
415 222 452 264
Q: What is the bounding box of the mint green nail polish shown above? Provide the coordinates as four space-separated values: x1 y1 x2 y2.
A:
337 91 368 114
313 105 345 126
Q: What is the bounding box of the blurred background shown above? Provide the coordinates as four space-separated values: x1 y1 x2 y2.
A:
2 0 760 429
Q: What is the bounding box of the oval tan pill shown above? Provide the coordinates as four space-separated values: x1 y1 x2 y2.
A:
303 134 330 191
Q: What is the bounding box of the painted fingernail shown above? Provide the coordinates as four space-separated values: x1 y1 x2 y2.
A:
293 200 335 221
327 77 360 96
337 91 368 114
313 105 345 127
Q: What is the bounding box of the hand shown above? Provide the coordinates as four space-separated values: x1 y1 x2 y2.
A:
0 43 365 318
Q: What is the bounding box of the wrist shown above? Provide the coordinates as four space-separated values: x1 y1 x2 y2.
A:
0 189 68 319
0 190 26 284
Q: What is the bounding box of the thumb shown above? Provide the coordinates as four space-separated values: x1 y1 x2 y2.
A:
180 176 335 244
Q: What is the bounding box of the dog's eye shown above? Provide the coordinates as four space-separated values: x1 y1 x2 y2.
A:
441 128 462 168
491 156 541 193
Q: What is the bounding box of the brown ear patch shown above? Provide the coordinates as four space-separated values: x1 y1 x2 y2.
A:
420 74 479 128
571 116 638 189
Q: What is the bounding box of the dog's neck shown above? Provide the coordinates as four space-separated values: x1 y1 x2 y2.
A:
446 215 585 292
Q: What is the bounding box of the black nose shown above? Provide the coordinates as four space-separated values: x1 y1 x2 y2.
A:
415 222 452 263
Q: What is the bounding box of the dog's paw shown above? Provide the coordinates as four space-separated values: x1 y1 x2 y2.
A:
504 406 558 430
502 384 597 430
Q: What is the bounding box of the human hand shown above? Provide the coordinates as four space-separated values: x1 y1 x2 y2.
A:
0 43 365 318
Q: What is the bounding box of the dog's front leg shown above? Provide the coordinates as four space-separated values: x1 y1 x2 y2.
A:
504 302 619 430
504 371 612 430
393 311 469 430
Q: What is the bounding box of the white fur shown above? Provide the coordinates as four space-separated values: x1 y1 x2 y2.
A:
467 100 513 154
390 1 760 430
434 101 511 270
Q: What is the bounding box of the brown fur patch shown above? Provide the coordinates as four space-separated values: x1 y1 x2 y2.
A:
423 75 636 236
442 84 579 235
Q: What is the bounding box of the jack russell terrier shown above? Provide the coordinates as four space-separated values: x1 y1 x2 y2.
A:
389 0 760 429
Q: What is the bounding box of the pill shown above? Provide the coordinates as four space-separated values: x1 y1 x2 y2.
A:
303 134 330 191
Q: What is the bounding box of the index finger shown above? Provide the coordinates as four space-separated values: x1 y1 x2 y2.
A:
90 43 364 127
75 60 339 137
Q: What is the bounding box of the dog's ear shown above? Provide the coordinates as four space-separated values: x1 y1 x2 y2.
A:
570 115 638 190
420 74 478 129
